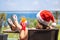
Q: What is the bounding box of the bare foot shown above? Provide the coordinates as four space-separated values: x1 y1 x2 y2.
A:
12 14 22 31
7 18 16 31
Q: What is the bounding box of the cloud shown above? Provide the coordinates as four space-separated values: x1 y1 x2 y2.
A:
33 1 39 5
0 0 60 11
53 1 59 6
7 3 16 7
46 0 50 2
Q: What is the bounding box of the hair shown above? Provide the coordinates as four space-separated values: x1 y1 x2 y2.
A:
37 20 50 29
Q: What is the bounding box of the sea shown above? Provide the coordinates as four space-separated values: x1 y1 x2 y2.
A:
6 11 37 22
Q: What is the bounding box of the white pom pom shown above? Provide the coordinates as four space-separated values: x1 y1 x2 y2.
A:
51 23 56 27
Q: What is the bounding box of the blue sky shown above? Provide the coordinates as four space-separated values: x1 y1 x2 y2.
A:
0 0 60 11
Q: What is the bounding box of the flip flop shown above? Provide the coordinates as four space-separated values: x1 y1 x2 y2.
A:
7 18 15 30
11 14 22 30
12 14 18 22
11 14 19 25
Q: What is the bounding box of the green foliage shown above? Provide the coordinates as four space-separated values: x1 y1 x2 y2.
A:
0 13 6 21
33 19 37 28
26 18 37 28
0 13 7 33
56 24 60 29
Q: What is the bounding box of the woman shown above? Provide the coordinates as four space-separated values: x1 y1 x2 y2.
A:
7 15 28 40
36 10 56 29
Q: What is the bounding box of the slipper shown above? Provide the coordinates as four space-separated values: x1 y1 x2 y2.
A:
11 14 22 30
11 14 18 25
7 18 15 30
12 14 18 22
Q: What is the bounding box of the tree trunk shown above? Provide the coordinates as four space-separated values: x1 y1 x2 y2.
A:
56 11 58 24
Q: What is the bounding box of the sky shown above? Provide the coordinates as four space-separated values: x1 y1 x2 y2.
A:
0 0 60 11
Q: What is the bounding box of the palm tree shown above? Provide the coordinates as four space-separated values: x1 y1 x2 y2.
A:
0 13 6 33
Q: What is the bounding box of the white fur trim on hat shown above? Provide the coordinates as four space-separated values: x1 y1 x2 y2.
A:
36 11 49 25
51 23 56 27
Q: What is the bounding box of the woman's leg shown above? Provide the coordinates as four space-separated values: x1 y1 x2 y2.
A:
12 14 22 30
20 28 28 40
7 18 16 31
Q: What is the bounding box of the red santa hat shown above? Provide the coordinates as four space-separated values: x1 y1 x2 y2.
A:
36 10 56 27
